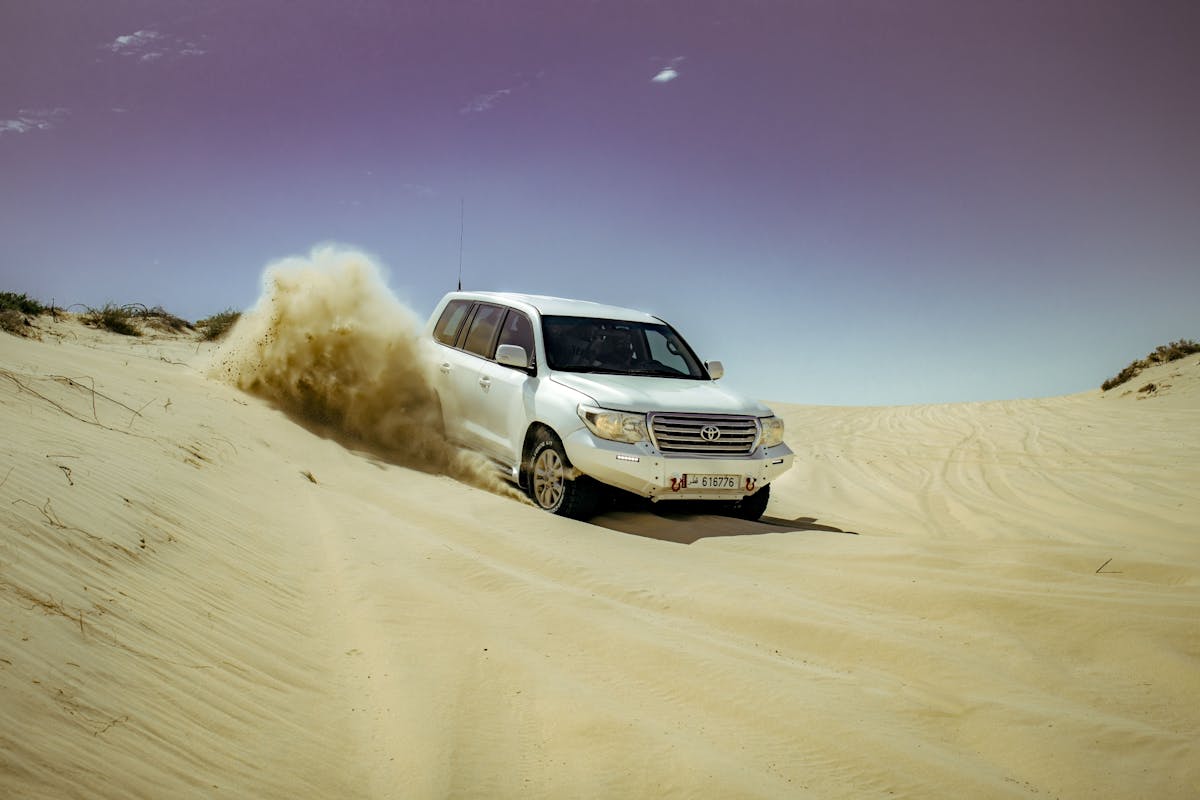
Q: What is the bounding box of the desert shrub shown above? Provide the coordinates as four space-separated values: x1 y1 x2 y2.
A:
0 309 29 335
82 304 141 337
0 292 46 315
196 309 241 341
1102 339 1199 391
1101 365 1141 392
1148 339 1200 364
129 304 194 333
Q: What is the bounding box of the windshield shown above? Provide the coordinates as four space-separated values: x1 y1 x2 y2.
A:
541 315 706 378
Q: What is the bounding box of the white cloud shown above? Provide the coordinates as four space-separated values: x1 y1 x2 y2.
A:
105 28 205 62
0 120 32 135
460 88 512 114
107 29 161 55
651 56 686 84
0 108 69 137
459 71 547 115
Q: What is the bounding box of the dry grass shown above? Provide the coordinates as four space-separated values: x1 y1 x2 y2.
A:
0 309 30 336
1102 339 1200 391
3 291 243 343
81 304 142 337
196 309 241 341
82 303 196 337
0 291 48 316
129 304 194 333
1 292 49 337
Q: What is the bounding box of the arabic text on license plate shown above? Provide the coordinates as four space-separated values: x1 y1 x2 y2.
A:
688 474 738 489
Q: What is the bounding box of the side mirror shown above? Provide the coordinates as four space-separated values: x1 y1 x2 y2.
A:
496 344 531 369
706 360 724 380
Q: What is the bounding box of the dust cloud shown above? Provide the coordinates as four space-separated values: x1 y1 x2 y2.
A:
208 245 520 496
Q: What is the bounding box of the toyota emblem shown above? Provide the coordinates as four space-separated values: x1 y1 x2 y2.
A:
700 425 721 441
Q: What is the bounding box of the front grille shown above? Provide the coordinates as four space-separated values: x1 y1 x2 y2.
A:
649 413 759 456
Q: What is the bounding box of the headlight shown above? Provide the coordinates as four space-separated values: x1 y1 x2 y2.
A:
759 416 785 447
577 405 648 444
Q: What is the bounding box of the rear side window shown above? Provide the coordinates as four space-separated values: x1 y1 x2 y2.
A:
433 300 471 345
462 304 505 357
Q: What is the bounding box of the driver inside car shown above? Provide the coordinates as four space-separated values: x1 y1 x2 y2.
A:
589 331 635 370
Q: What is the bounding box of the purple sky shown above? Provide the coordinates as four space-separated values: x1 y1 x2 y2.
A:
3 1 1198 405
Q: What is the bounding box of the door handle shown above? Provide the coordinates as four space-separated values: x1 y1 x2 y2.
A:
478 376 491 390
439 362 451 374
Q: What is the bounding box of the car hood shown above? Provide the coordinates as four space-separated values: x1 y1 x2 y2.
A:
550 373 773 416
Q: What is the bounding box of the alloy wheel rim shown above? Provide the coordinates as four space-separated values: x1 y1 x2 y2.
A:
533 449 564 509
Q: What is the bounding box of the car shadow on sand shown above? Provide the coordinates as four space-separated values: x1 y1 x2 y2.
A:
591 504 861 545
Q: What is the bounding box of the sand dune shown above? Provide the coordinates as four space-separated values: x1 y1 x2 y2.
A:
1 317 1197 798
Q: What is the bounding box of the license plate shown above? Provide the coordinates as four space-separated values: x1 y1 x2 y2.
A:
686 474 739 490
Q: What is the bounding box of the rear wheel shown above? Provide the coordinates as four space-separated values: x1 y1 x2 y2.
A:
727 484 770 521
528 434 601 519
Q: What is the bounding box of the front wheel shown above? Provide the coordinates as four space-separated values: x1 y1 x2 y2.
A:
727 484 770 521
528 435 600 520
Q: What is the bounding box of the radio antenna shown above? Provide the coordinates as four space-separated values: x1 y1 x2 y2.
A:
456 197 464 291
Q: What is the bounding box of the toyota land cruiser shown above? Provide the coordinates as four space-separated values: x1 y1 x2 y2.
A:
424 292 793 520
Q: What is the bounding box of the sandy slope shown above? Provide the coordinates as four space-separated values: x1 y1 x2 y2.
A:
1 318 1197 799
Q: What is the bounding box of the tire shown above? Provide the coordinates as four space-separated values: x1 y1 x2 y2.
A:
728 484 770 521
528 434 600 519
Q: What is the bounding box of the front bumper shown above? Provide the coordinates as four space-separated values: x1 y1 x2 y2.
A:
562 428 794 501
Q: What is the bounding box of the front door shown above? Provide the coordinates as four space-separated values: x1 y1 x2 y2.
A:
470 309 536 464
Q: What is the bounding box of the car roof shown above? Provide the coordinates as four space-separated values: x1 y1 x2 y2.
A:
449 291 663 323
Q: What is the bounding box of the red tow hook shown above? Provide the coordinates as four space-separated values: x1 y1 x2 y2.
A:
670 476 687 492
745 477 757 493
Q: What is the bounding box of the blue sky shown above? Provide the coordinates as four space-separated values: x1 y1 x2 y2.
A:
2 1 1197 405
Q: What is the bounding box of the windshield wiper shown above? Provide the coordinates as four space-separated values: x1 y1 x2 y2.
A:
557 365 618 374
624 367 685 377
559 367 638 376
558 365 692 378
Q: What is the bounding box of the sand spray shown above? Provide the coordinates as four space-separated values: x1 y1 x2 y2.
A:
208 245 523 498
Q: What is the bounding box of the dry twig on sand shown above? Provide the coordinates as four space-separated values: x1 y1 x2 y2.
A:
0 369 155 440
12 497 68 529
130 397 156 427
49 374 146 423
1 579 79 625
93 716 128 737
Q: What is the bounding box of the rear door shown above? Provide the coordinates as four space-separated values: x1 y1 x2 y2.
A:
429 298 473 441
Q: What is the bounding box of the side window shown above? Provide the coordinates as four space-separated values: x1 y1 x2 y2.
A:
433 300 471 345
462 304 505 358
496 310 535 363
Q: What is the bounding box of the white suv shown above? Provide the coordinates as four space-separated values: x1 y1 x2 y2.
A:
425 292 794 519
